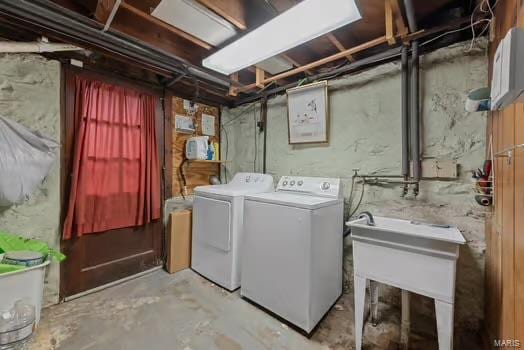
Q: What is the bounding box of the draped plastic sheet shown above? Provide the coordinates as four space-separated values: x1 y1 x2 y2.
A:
0 116 58 206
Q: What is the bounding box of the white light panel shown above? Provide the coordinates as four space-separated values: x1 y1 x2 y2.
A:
202 0 361 75
152 0 237 47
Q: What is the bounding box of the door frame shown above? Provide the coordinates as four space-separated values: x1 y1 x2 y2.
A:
59 64 171 299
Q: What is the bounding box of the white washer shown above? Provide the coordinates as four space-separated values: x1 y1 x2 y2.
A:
192 172 274 291
241 176 344 333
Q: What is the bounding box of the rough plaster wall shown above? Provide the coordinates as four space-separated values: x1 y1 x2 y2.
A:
221 40 488 331
0 54 61 306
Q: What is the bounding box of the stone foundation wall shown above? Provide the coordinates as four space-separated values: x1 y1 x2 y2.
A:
0 54 61 305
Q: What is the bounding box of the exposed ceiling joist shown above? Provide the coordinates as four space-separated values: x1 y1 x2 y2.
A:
390 0 409 37
278 54 310 73
229 72 239 96
95 0 121 31
237 11 477 94
89 0 210 63
238 35 389 93
118 2 212 49
255 67 265 88
385 0 396 45
326 33 355 62
280 54 314 75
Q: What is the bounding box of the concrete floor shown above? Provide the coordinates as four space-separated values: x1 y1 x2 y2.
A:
27 269 481 350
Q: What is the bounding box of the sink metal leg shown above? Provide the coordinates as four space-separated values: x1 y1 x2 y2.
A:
435 299 454 350
354 274 366 350
369 280 379 326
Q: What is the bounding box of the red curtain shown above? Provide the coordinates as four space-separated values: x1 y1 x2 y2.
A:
63 78 161 239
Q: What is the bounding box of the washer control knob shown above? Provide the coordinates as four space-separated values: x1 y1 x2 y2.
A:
290 180 296 186
321 182 331 190
282 181 288 186
246 176 251 183
297 180 303 186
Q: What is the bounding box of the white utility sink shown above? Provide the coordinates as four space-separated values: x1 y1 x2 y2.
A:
347 216 465 350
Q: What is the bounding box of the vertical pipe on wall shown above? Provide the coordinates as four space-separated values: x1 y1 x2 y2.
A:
410 41 421 196
401 45 410 197
404 0 420 196
403 0 417 33
262 97 268 174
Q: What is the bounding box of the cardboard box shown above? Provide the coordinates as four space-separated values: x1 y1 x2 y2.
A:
166 210 192 274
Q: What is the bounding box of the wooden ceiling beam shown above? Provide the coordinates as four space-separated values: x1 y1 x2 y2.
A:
95 0 116 23
91 0 211 63
390 0 409 38
195 0 247 30
95 0 121 31
280 54 314 75
237 14 480 94
117 2 212 49
255 67 265 88
326 33 356 62
94 0 211 50
385 0 397 45
229 72 239 96
237 35 389 93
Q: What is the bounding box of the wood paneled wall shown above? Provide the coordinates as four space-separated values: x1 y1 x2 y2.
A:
485 0 524 346
171 97 220 196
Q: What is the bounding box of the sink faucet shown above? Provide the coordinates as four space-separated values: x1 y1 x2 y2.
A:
358 211 375 226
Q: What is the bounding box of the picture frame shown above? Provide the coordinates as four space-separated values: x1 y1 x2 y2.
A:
286 81 329 144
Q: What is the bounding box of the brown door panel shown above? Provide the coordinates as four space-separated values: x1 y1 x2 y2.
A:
83 224 159 267
60 66 166 299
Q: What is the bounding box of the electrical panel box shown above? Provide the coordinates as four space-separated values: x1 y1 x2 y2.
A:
491 27 524 110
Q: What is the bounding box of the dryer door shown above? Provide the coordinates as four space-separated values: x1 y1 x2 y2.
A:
194 196 231 251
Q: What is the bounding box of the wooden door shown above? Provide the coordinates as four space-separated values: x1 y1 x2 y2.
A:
60 66 165 298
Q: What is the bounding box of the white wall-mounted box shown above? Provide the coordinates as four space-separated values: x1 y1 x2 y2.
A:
491 27 524 110
175 114 195 134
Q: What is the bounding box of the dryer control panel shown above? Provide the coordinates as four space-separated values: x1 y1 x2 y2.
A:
277 176 342 198
230 172 274 187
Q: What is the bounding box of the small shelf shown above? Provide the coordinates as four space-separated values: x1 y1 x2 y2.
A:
186 159 228 164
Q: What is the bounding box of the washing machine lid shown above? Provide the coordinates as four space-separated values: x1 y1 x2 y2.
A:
194 172 274 197
244 192 342 210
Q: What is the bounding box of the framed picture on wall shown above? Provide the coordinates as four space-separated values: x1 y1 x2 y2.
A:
286 81 329 144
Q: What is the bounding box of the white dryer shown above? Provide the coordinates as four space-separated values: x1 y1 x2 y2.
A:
241 176 344 333
192 172 274 291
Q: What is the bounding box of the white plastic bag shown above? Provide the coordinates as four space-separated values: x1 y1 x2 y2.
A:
0 116 58 206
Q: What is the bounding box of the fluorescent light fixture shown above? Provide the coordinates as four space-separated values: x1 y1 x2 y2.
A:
152 0 237 46
202 0 361 75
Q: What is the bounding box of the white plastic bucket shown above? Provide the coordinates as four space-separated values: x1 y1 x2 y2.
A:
0 260 49 325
